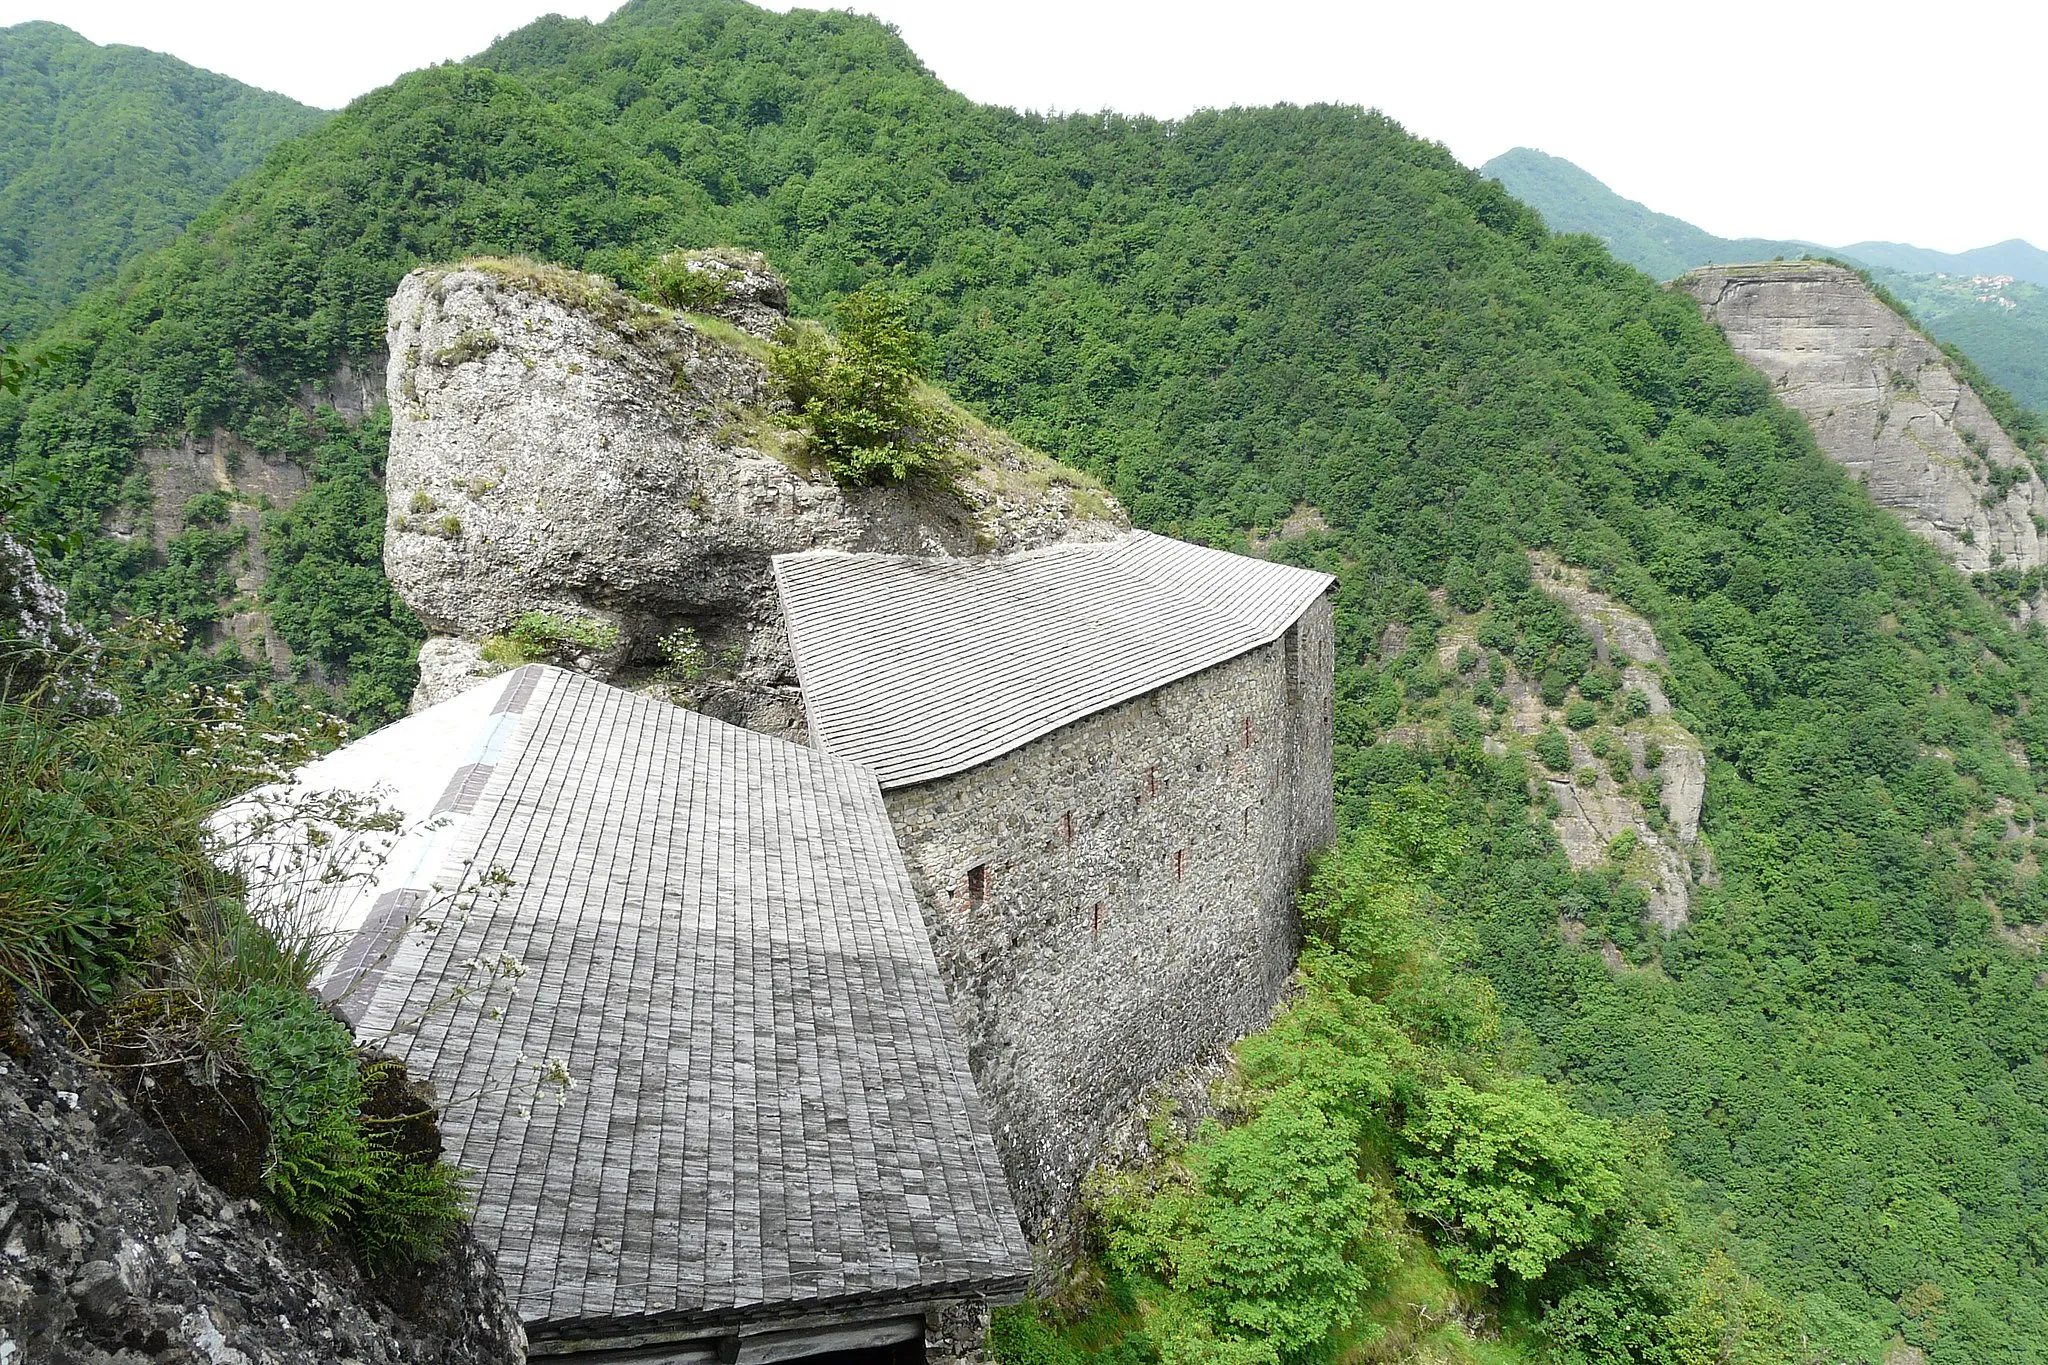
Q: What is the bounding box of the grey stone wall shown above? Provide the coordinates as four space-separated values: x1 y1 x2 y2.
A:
883 597 1335 1241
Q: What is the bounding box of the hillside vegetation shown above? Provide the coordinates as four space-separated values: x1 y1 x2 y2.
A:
1484 148 2048 411
0 21 325 340
8 1 2048 1359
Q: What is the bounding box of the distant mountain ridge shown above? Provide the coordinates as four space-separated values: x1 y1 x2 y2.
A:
1479 147 1816 280
0 20 325 338
1840 237 2048 285
1483 147 2048 410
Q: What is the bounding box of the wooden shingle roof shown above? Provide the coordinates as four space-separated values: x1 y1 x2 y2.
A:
249 667 1029 1335
773 531 1336 789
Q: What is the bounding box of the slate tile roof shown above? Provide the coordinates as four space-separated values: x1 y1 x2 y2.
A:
257 666 1028 1333
773 530 1337 788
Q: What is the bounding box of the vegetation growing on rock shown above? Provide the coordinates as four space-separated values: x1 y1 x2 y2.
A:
767 284 957 483
8 1 2048 1357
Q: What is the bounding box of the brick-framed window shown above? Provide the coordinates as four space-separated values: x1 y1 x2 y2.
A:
967 863 988 909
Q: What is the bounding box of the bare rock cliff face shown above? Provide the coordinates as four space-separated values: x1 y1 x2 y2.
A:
0 999 523 1365
384 257 1124 725
111 358 385 676
1682 262 2048 579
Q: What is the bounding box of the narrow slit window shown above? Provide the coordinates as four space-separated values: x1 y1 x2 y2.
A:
1242 716 1254 749
967 863 988 909
1173 848 1188 880
1062 810 1075 845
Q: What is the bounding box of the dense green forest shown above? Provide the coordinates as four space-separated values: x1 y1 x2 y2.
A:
0 20 324 338
10 1 2048 1358
1483 148 2048 411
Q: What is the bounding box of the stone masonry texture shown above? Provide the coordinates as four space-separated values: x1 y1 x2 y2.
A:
882 598 1336 1240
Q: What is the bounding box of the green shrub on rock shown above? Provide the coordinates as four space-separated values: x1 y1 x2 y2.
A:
230 982 468 1268
768 285 956 484
1535 728 1572 772
482 611 621 666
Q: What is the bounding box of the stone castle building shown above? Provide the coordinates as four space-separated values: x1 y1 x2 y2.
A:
237 527 1335 1360
774 531 1335 1238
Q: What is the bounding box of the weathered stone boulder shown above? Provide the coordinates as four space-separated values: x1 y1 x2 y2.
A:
1682 262 2048 581
0 994 524 1364
658 247 789 339
383 259 1124 726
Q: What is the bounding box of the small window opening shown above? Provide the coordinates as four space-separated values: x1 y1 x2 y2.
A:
967 863 988 909
1244 808 1252 836
1092 901 1105 935
1242 716 1255 749
1062 811 1075 845
1173 848 1188 880
1148 766 1160 797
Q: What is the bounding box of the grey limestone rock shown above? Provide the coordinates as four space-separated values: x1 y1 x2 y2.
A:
383 262 1125 719
0 529 113 714
0 998 524 1365
1683 261 2048 583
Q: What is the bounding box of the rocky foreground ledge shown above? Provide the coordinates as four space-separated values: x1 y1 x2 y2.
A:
0 995 524 1364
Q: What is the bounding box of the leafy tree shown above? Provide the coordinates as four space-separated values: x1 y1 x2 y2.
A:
1395 1075 1625 1286
769 285 955 482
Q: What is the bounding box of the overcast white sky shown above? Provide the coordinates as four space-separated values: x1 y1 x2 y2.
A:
8 0 2041 252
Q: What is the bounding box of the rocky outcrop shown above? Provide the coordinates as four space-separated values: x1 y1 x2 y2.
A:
1682 262 2048 580
1528 557 1704 934
1 529 111 714
0 995 523 1365
109 357 385 675
383 255 1124 724
1427 555 1706 935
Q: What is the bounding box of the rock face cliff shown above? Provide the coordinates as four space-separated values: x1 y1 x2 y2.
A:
383 255 1124 724
0 996 523 1365
1682 262 2048 580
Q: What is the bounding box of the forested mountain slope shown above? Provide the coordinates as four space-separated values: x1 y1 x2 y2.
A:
9 1 2048 1358
1484 147 2048 411
0 21 324 337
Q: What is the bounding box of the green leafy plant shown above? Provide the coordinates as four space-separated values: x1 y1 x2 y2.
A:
230 983 467 1266
1563 699 1599 730
657 624 709 682
483 611 621 666
645 250 730 312
768 285 956 483
1396 1076 1625 1286
1534 728 1572 772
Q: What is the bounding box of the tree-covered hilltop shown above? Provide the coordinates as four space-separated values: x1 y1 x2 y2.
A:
1483 147 2048 411
0 21 324 338
9 0 2048 1357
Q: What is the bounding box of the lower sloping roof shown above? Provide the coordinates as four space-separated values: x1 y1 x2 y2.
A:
267 667 1028 1333
774 531 1336 788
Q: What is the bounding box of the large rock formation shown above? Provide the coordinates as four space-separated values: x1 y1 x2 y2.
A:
0 994 523 1364
1419 555 1708 936
383 254 1124 725
111 358 384 674
1682 262 2048 579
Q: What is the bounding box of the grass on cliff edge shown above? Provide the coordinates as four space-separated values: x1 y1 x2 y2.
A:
0 586 468 1267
